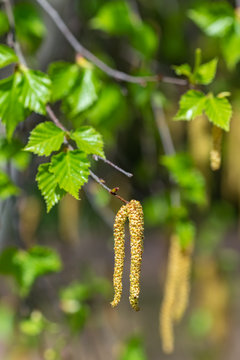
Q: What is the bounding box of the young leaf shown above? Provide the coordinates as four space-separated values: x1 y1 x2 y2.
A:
172 63 192 78
204 94 232 131
70 126 105 157
0 73 26 139
174 90 206 121
63 68 98 117
0 45 18 68
36 163 65 212
194 58 218 85
50 150 90 199
48 61 79 102
19 68 51 114
0 170 19 199
25 122 65 156
188 2 234 37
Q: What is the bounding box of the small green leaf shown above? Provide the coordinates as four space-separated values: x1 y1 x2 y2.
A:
173 63 192 77
0 45 18 68
221 31 240 69
174 90 206 121
50 150 90 199
20 311 46 336
176 221 196 250
48 61 79 102
204 94 232 131
188 2 234 37
0 11 9 36
25 122 65 156
0 73 26 139
194 58 218 85
19 67 51 114
63 68 98 117
36 163 66 212
70 126 105 157
0 170 19 199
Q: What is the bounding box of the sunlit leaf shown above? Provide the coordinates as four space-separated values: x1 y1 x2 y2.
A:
25 122 65 156
204 94 232 131
50 150 90 199
70 126 105 157
194 58 218 85
174 90 206 121
0 45 18 68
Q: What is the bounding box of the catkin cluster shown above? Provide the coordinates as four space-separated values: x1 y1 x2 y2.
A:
160 235 193 354
111 200 144 311
210 125 223 171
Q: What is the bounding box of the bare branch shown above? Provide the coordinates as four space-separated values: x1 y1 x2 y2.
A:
35 0 187 86
93 155 133 178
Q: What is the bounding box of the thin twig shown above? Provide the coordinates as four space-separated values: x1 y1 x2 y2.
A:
35 0 187 86
151 99 181 207
46 105 67 132
3 0 27 65
93 155 133 177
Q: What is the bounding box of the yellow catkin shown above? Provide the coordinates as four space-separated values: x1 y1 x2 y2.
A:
127 200 144 311
173 249 192 322
210 125 223 171
160 235 181 354
110 204 128 308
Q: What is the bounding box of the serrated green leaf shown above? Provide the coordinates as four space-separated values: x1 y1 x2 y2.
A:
188 2 234 37
174 90 206 121
0 73 26 139
36 163 65 212
194 58 218 85
48 61 79 102
25 122 65 156
173 63 192 77
0 170 19 199
50 150 90 199
70 126 105 157
63 68 98 117
0 45 18 68
19 68 51 114
204 94 232 131
0 246 62 296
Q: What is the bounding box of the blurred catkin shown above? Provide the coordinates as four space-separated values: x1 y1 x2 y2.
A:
210 125 223 171
128 200 144 311
111 204 128 308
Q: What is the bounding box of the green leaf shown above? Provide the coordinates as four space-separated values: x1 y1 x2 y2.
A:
19 67 51 114
0 246 62 296
0 45 18 68
221 31 240 69
0 73 26 139
36 163 65 212
130 22 158 58
50 150 90 199
176 221 195 250
48 61 79 102
173 63 192 77
70 126 104 157
63 68 98 117
0 170 19 199
204 94 232 131
0 137 30 170
174 90 206 121
0 11 9 36
25 122 65 156
90 1 133 35
161 153 206 206
194 58 218 85
20 311 46 336
188 2 234 37
120 336 147 360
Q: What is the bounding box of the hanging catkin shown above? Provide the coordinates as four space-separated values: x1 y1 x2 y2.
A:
160 235 181 354
111 200 144 310
128 200 144 311
173 248 193 322
110 204 128 308
210 125 223 171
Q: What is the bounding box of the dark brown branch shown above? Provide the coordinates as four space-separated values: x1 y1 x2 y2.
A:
35 0 187 86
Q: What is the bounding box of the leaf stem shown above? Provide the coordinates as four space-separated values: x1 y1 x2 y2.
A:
35 0 187 86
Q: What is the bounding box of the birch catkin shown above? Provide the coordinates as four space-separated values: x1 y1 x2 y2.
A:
111 204 128 308
128 200 144 311
210 125 223 171
160 235 181 354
